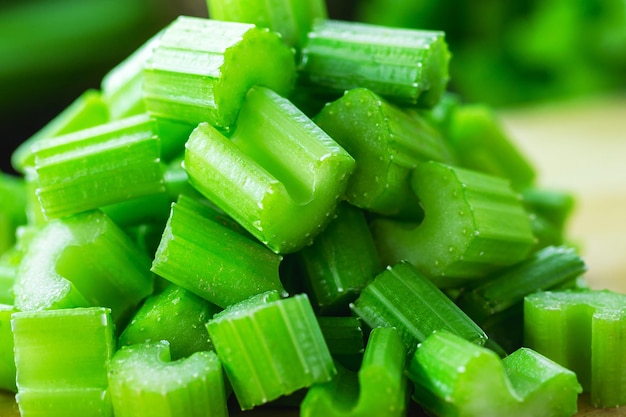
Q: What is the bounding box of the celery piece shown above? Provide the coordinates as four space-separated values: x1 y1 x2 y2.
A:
371 161 536 283
207 0 327 49
300 327 409 417
23 168 46 226
13 210 153 323
314 88 455 218
317 316 364 371
351 262 487 353
0 173 27 256
100 189 171 230
0 249 19 305
300 19 451 107
143 16 296 131
408 330 581 417
298 203 382 314
12 307 115 417
33 114 165 220
119 283 221 360
108 341 227 417
184 86 355 254
448 104 536 190
11 89 109 174
152 194 285 308
0 305 16 392
524 290 626 407
206 291 336 410
155 118 196 163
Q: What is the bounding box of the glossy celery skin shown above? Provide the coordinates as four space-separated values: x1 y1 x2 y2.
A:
0 305 16 392
301 327 409 417
0 173 27 256
525 290 626 407
108 341 227 417
206 291 336 410
184 86 355 254
408 331 581 417
351 262 487 353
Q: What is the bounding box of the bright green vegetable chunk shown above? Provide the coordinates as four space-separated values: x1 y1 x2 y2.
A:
300 19 451 107
12 307 115 417
0 305 17 392
206 291 336 410
0 173 27 256
143 16 296 131
408 330 581 417
33 114 165 220
314 88 456 218
108 341 227 417
371 161 536 284
317 316 365 358
184 86 355 254
525 290 626 407
151 195 285 308
300 327 409 417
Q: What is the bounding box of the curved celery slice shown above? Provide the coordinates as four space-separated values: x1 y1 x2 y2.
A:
0 305 16 392
143 16 296 131
300 19 451 107
371 161 535 283
12 307 115 417
184 86 355 254
300 327 408 417
351 262 487 353
206 291 336 410
408 331 581 417
314 88 455 218
108 341 227 417
151 195 285 308
525 290 626 407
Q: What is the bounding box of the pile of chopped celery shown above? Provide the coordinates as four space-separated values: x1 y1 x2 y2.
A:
1 1 624 416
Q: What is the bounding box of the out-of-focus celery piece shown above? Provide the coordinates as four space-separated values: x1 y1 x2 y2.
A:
525 290 626 407
143 16 296 132
314 88 456 219
408 330 581 417
0 305 17 392
371 161 535 285
184 86 355 254
522 188 576 249
456 245 587 353
206 291 336 410
32 114 164 220
301 327 409 417
13 210 153 323
108 341 228 417
118 283 221 360
207 0 327 50
11 90 109 174
0 249 19 305
0 173 27 256
297 203 382 314
299 19 451 107
12 307 115 417
151 194 285 308
351 262 487 354
447 104 536 190
317 316 364 370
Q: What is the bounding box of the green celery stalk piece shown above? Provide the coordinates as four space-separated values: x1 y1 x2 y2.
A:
11 89 109 174
317 316 364 371
300 327 409 417
298 203 382 314
0 305 17 392
184 86 355 254
13 210 153 323
154 118 196 163
313 88 456 218
524 290 626 407
207 0 327 49
33 114 165 220
151 195 285 308
351 261 487 354
0 249 19 305
206 291 336 410
108 341 228 417
0 173 27 256
299 19 451 107
371 161 536 284
408 330 581 417
12 307 115 417
143 16 296 131
118 283 221 360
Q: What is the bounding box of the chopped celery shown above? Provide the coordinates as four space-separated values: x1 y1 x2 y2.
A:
184 86 355 254
206 291 336 410
108 341 228 417
0 173 27 256
151 195 285 308
0 305 16 392
300 327 409 417
408 330 581 417
317 316 364 371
